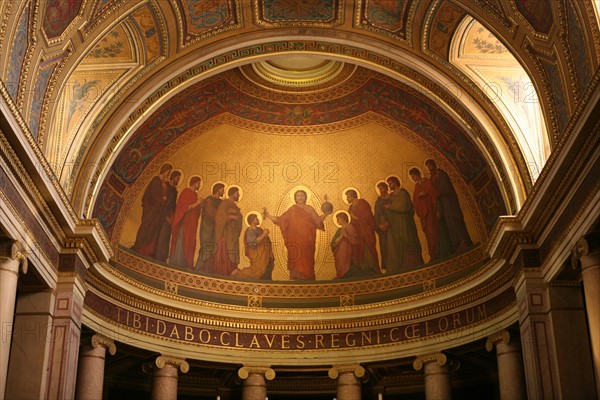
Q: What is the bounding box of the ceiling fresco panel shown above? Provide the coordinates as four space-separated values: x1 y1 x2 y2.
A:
5 3 30 101
426 0 467 60
355 0 415 41
514 0 553 35
130 4 162 63
174 0 242 46
42 0 82 40
253 0 343 27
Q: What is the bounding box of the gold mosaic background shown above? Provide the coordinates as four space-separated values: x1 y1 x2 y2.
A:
120 122 479 281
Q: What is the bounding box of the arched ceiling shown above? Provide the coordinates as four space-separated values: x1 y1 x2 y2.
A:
2 0 600 368
2 0 599 220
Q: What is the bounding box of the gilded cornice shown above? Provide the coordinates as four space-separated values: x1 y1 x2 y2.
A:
454 0 514 31
0 129 64 244
109 246 489 300
86 261 514 328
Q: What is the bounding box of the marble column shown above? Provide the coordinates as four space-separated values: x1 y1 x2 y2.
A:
486 330 526 400
328 364 365 400
573 235 600 399
238 366 275 400
75 334 116 400
151 355 189 400
413 352 452 400
0 238 27 400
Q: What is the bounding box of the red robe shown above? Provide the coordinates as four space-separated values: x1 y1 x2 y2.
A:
348 199 379 272
331 223 360 279
412 178 439 261
170 188 201 269
276 204 324 280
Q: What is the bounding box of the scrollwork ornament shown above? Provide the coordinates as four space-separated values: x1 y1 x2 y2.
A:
238 366 275 381
413 352 447 371
571 237 589 270
328 364 365 379
485 330 510 352
91 333 117 355
155 355 189 373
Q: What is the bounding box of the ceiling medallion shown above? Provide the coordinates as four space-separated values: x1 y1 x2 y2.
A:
251 56 345 88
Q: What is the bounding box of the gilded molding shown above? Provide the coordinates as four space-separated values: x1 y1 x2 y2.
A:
413 352 447 370
85 263 514 330
485 329 510 351
111 245 487 299
506 0 554 41
90 333 117 355
328 364 365 379
238 365 276 380
583 0 600 59
155 355 189 373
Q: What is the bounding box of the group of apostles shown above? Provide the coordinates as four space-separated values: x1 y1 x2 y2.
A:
131 159 472 281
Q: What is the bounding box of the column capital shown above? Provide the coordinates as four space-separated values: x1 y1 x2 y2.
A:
413 352 447 371
328 364 365 379
238 365 275 381
0 238 27 274
485 329 511 352
155 355 189 373
90 333 117 355
572 235 600 270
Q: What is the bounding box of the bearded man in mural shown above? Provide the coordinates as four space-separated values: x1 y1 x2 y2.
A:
264 190 331 280
131 163 173 256
345 189 380 276
383 176 424 272
170 176 204 269
409 167 451 263
196 182 225 271
203 186 243 276
425 159 473 254
154 170 182 262
374 181 391 270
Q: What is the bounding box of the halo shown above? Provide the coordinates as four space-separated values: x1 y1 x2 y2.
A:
385 174 402 188
333 210 351 228
342 187 361 205
288 185 312 202
188 174 203 191
211 180 227 195
226 184 243 202
374 180 388 195
171 169 184 188
407 166 423 184
244 211 263 227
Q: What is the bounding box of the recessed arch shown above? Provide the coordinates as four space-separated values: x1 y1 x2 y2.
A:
450 17 551 184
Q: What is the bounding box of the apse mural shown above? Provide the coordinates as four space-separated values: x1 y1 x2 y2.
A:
94 67 506 283
115 123 481 282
